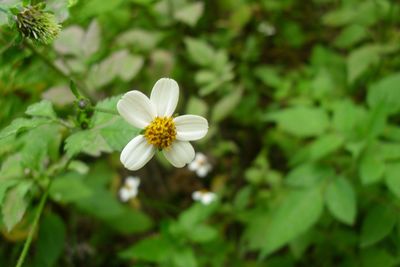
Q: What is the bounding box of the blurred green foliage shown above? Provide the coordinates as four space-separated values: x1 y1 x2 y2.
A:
1 0 400 266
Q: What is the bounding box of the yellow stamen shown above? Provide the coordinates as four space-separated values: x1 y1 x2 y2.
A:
144 117 176 149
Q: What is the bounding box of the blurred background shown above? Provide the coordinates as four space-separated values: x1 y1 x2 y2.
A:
1 0 400 266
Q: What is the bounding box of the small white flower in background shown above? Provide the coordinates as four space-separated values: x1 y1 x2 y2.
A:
258 22 276 36
192 190 216 205
119 176 140 202
117 78 209 170
188 152 212 178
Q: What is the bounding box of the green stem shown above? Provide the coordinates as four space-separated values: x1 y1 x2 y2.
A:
15 186 50 267
23 40 94 101
94 107 119 116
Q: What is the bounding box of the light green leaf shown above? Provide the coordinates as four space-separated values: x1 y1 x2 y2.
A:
81 20 101 58
172 248 197 267
185 38 215 67
0 179 19 206
64 130 112 157
261 187 324 256
186 97 208 117
49 173 92 203
359 152 385 185
325 177 356 225
25 100 56 119
384 163 400 199
2 180 33 231
211 87 242 123
174 2 204 27
367 73 400 115
360 204 396 247
267 106 330 138
286 164 331 188
308 133 344 161
347 45 380 84
0 117 52 140
334 24 367 48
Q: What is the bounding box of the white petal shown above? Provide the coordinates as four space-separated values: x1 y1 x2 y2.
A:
119 188 131 202
196 167 209 178
163 141 195 168
188 161 200 171
150 78 179 117
120 135 155 170
192 191 202 201
117 91 156 129
126 177 140 188
174 115 208 141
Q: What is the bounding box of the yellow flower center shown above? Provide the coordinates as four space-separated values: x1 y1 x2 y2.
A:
144 117 176 149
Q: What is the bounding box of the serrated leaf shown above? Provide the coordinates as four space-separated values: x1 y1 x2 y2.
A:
2 180 33 231
286 164 332 188
347 45 380 84
81 20 101 58
25 100 57 119
64 130 112 157
0 117 52 140
325 177 356 225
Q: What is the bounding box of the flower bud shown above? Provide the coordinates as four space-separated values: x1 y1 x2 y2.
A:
16 4 61 44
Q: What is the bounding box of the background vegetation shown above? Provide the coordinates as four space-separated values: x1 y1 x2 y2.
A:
1 0 400 266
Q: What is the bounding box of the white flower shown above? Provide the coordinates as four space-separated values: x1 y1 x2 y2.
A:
119 176 140 202
192 190 216 205
117 78 209 170
188 152 212 177
258 22 276 36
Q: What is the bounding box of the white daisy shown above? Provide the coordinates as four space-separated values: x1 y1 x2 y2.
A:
188 152 212 178
192 190 216 205
119 176 140 202
117 78 209 170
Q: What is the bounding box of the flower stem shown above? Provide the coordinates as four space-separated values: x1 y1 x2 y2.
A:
23 40 94 101
15 186 49 267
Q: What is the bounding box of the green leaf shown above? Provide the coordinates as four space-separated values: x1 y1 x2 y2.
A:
0 117 52 140
33 213 66 267
361 247 397 267
185 38 215 67
49 173 92 203
174 2 204 27
308 133 344 161
188 224 218 243
211 87 242 123
119 235 172 263
261 186 324 256
267 106 330 138
384 163 400 199
2 180 33 231
325 177 356 225
360 204 396 247
0 179 19 207
359 152 385 185
286 164 331 188
25 100 57 119
367 73 400 115
64 130 112 157
347 45 380 84
186 97 208 117
334 24 367 48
